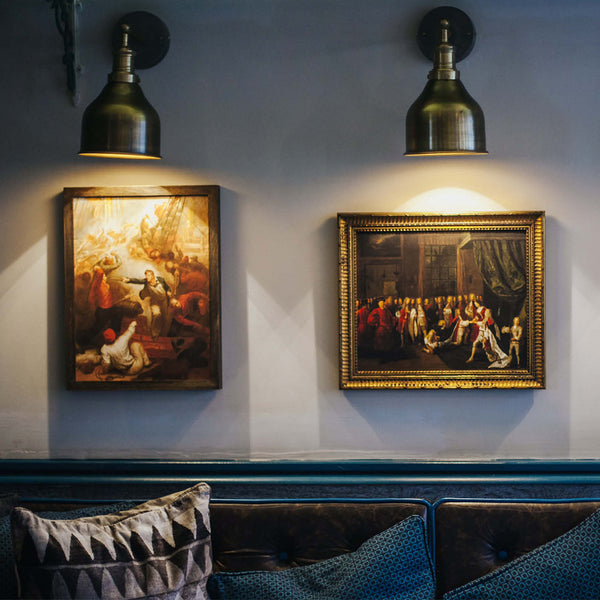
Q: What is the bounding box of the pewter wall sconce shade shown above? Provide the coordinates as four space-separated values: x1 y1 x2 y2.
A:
405 6 487 156
79 12 170 159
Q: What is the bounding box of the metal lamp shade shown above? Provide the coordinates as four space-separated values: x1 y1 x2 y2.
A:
405 78 487 156
79 80 161 159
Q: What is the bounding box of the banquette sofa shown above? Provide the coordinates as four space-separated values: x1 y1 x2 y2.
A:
2 487 600 599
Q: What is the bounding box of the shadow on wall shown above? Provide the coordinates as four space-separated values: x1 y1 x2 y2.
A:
341 389 537 458
46 187 252 459
312 216 341 393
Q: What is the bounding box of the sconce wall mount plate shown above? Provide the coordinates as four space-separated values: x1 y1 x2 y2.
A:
111 11 170 70
416 6 475 63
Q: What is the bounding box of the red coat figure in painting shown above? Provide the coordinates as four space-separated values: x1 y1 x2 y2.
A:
179 264 209 295
77 265 143 348
468 303 487 343
367 300 397 353
83 267 124 343
169 291 210 337
89 267 113 311
356 301 371 350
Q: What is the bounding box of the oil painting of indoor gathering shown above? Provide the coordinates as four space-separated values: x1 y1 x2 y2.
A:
355 230 528 373
66 192 218 387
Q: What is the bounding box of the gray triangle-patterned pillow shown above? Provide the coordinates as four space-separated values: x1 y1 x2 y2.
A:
11 483 212 600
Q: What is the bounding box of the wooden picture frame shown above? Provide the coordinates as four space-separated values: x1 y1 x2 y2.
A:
64 185 221 390
338 212 545 389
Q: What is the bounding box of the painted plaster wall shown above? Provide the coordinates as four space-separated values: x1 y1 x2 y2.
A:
0 0 598 460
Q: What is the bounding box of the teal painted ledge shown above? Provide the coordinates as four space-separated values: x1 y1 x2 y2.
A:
3 459 600 486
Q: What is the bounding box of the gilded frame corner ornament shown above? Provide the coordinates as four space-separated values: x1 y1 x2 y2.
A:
338 212 545 390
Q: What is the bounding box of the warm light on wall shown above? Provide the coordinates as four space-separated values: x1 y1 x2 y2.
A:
399 188 505 213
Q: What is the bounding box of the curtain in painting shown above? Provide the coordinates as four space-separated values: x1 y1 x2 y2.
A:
471 239 527 319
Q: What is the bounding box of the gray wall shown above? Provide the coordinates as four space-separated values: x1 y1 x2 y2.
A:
0 0 598 460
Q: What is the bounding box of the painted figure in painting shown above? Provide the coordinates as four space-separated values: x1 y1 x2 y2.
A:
123 269 171 339
100 322 151 376
449 308 470 346
71 195 212 383
79 264 143 347
395 298 408 348
367 299 396 355
169 292 209 338
466 308 512 369
423 329 441 354
502 317 523 366
356 299 372 351
408 299 418 344
415 298 428 343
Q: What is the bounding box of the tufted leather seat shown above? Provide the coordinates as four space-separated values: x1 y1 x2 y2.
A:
434 500 600 597
209 501 428 573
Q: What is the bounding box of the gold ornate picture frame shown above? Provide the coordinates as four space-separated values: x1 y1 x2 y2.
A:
64 185 221 390
338 212 545 389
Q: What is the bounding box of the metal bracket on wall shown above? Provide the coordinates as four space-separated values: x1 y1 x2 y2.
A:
47 0 82 106
416 6 476 63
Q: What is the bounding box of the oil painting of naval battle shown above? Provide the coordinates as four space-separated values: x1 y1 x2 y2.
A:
64 186 221 390
338 212 545 389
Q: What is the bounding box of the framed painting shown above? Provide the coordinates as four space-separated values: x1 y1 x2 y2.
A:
338 212 545 389
64 185 221 390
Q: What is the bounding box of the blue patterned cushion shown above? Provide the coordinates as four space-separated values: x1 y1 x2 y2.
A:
0 501 137 600
207 515 434 600
444 508 600 600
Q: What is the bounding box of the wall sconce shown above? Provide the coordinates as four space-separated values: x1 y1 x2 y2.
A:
79 12 170 160
405 6 487 157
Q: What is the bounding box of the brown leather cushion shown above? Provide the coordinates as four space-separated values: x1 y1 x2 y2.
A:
435 500 600 597
210 501 428 572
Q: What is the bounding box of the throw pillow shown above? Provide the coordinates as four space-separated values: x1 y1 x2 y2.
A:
0 493 20 599
11 482 212 600
0 494 18 518
1 500 138 600
443 508 600 600
207 514 434 600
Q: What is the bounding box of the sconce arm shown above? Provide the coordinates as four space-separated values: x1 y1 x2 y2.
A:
47 0 82 106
